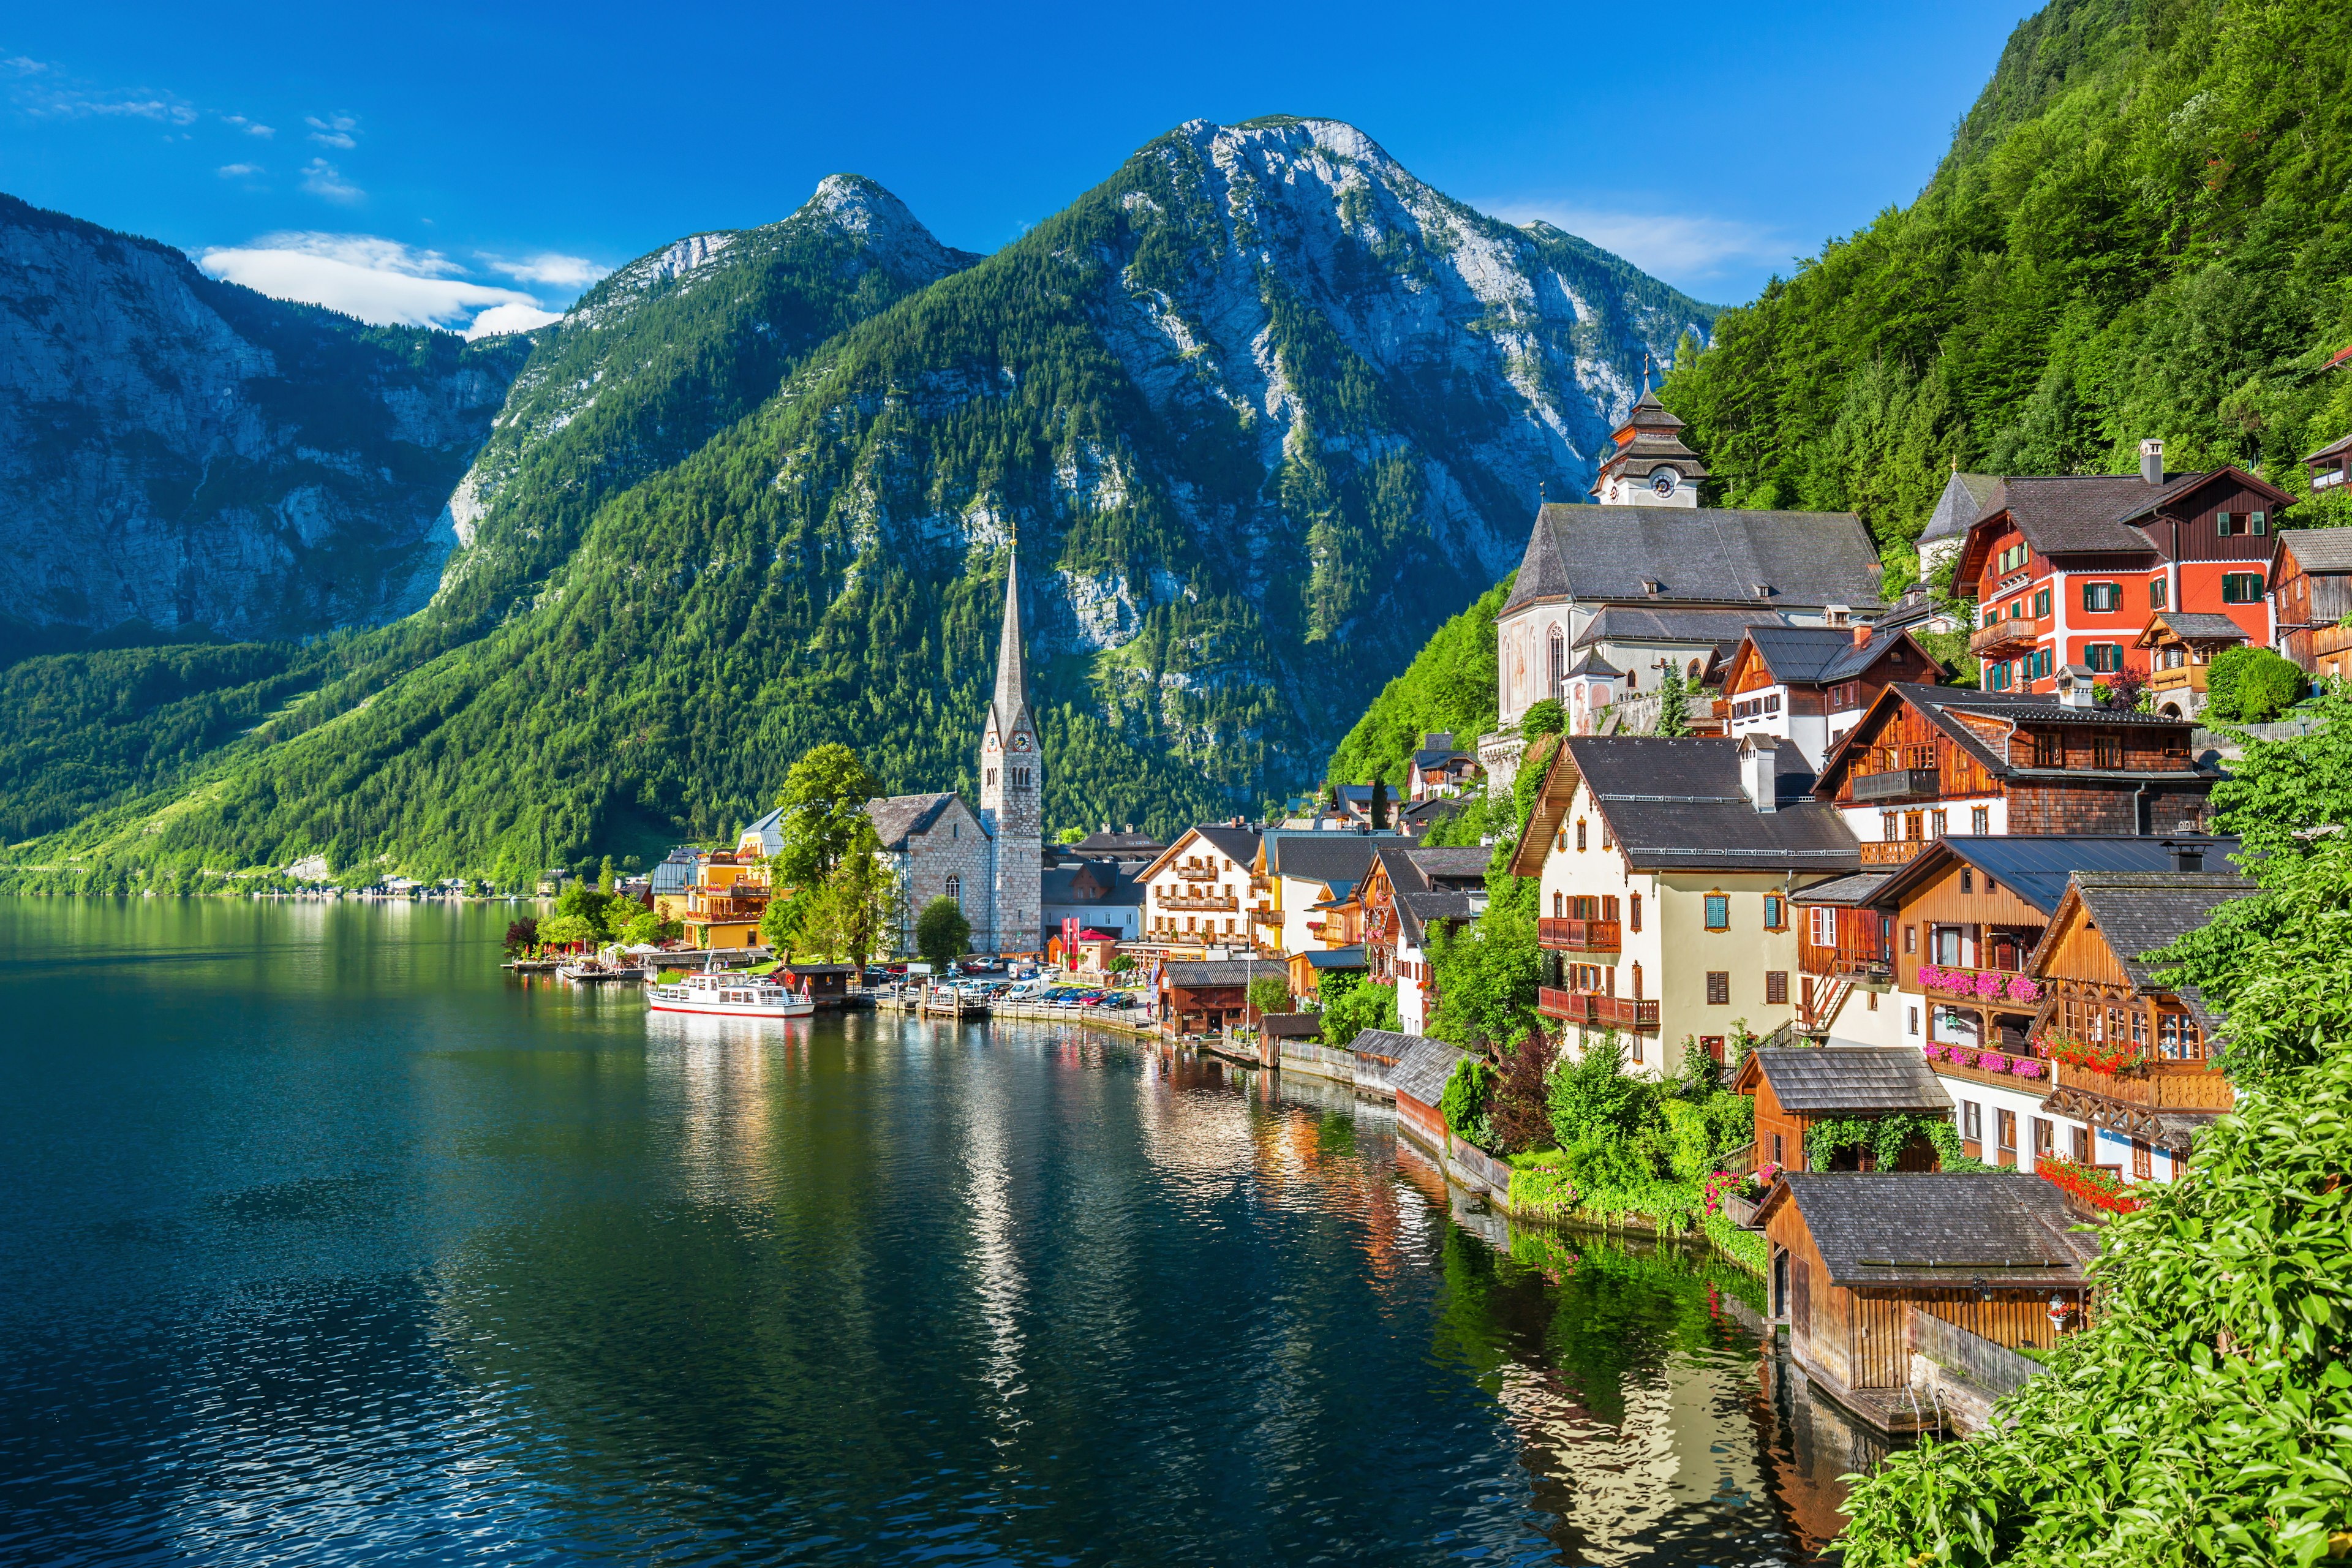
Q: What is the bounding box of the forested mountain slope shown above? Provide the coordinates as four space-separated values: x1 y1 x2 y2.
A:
0 195 527 654
1663 0 2352 568
5 119 1711 883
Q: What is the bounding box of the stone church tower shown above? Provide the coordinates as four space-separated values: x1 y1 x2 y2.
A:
978 551 1042 954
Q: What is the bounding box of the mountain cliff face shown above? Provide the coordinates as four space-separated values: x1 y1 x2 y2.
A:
0 195 527 653
4 123 1716 881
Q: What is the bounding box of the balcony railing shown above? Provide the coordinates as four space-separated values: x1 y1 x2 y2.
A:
1969 614 2049 657
1852 767 1942 803
1800 940 1888 979
1537 987 1659 1031
1917 964 2042 1007
1537 916 1621 952
2054 1058 2234 1112
2146 664 2209 693
1161 894 1238 911
688 897 767 921
1858 840 1927 866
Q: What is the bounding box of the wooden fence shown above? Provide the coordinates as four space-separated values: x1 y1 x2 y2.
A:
1906 1306 2046 1398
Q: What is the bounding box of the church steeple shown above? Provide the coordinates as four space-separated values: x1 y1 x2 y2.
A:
989 547 1031 741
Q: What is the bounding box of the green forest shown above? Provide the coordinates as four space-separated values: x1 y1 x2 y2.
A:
1663 0 2352 578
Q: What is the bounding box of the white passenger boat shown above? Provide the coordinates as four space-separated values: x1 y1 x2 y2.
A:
646 971 815 1019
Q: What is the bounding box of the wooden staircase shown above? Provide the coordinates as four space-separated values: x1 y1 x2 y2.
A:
1800 976 1852 1036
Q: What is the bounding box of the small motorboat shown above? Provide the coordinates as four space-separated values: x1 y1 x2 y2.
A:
646 970 815 1019
557 959 644 982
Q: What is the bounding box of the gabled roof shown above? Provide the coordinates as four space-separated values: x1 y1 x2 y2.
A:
2029 870 2261 1000
1814 684 2209 797
864 792 973 851
1918 470 2002 545
2278 526 2352 574
1298 946 1366 970
1400 844 1491 888
1576 605 1795 650
1164 959 1287 989
1501 503 1883 616
2139 611 2251 646
1387 1034 1471 1109
739 804 786 856
1513 736 1860 876
1757 1174 2097 1289
1265 832 1384 882
1735 624 1943 688
1956 467 2297 576
1041 859 1145 908
1566 647 1622 679
1396 888 1477 947
1864 834 2241 918
1342 1028 1420 1063
1734 1047 1953 1115
1142 824 1262 880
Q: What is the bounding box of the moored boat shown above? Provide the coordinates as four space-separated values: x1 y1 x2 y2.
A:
646 971 815 1019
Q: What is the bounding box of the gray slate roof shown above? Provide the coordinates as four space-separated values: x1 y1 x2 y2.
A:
1773 1173 2097 1288
865 793 970 850
1404 845 1492 886
1164 959 1288 989
1825 685 2211 792
2066 871 2261 992
1788 871 1893 907
1344 1028 1420 1063
1267 832 1385 881
1565 736 1862 873
1396 888 1477 946
1262 1012 1322 1039
1918 471 2003 545
1385 1034 1471 1109
2148 612 2251 643
1875 835 2242 918
1577 605 1794 649
1973 473 2248 557
1744 624 1924 685
1502 502 1883 615
1179 824 1262 868
1749 1047 1953 1115
1040 859 1144 908
1072 827 1166 854
2279 526 2352 573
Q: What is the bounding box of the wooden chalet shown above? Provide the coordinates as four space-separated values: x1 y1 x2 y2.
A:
2132 611 2250 720
1951 453 2292 695
1288 944 1366 1001
1718 621 1945 767
2272 526 2352 679
2026 869 2259 1182
1758 1174 2096 1430
1733 1048 1952 1173
1385 1033 1471 1157
1813 683 2217 864
1358 842 1487 1033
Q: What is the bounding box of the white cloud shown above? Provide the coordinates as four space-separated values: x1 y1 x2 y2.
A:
217 162 263 178
198 232 548 337
300 157 363 203
483 251 606 289
464 301 564 339
1485 200 1793 288
224 114 274 137
306 113 357 148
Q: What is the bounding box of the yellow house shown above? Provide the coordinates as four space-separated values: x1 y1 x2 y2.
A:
1512 733 1861 1079
679 853 772 949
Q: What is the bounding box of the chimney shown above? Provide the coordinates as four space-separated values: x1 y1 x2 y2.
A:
2167 841 2205 872
1852 623 1872 651
2140 438 2165 486
1738 734 1781 813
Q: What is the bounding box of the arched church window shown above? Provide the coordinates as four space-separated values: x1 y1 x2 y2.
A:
946 875 962 908
1550 627 1565 692
1687 658 1702 680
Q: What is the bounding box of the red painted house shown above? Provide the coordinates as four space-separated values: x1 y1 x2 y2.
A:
1953 441 2293 699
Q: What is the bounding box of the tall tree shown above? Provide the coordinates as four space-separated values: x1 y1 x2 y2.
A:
774 744 880 888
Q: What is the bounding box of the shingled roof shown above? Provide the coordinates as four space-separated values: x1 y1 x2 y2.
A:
1576 605 1793 651
1742 624 1933 685
1866 835 2242 919
1265 832 1385 882
1528 736 1860 874
1396 888 1477 946
1501 503 1883 615
1386 1034 1471 1110
1760 1173 2097 1288
2278 526 2352 573
865 792 971 851
1918 471 2002 545
1163 959 1287 989
1817 684 2211 794
2142 611 2251 644
1741 1047 1953 1115
2058 870 2261 992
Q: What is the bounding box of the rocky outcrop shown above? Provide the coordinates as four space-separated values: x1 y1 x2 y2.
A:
0 194 526 647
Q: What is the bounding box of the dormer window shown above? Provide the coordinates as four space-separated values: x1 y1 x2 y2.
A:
1642 579 1662 595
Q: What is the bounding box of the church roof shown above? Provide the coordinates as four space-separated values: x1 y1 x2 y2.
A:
988 550 1032 740
1919 471 2002 545
1501 503 1882 617
864 793 978 851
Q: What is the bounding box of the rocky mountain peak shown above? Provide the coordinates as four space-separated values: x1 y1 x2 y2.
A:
799 173 976 277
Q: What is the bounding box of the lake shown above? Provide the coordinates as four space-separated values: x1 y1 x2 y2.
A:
0 898 1887 1565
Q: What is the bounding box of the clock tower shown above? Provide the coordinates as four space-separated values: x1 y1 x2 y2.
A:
1589 385 1707 508
978 549 1042 954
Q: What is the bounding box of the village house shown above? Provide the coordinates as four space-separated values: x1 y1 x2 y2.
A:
1733 1047 1953 1174
649 846 698 923
2132 611 2253 720
1952 443 2293 696
2026 868 2258 1184
1719 622 1947 767
678 851 770 950
1404 733 1481 799
1913 469 2005 583
1482 448 1886 791
1039 849 1147 944
2271 524 2352 680
1512 734 1861 1078
1245 830 1400 958
1797 834 2234 1172
1289 945 1366 1004
1758 1174 2096 1431
1360 843 1490 1035
1158 957 1287 1035
866 793 993 954
1138 823 1262 957
1811 682 2218 862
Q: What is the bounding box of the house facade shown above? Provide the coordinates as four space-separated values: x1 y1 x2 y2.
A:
1953 447 2293 695
1512 734 1861 1078
1359 843 1488 1035
679 852 770 950
1719 623 1946 767
2271 526 2352 679
1138 824 1262 957
1733 1047 1953 1174
1811 683 2218 864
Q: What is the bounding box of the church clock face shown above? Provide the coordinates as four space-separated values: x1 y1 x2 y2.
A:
1012 734 1030 752
1651 467 1679 499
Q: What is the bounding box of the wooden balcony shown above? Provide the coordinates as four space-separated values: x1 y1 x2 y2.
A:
687 896 767 921
1537 916 1621 952
1926 1052 2053 1093
1852 767 1942 804
1161 894 1238 911
1858 840 1927 867
2054 1058 2234 1112
1917 965 2042 1008
1800 940 1888 979
1969 614 2049 657
2146 664 2209 694
1537 987 1659 1031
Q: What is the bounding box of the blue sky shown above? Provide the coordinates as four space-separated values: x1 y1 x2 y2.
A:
2 0 2034 336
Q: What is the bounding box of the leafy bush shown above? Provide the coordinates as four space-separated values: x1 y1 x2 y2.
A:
1486 1030 1558 1153
1317 974 1398 1048
1246 974 1292 1017
914 897 970 968
1518 698 1564 738
503 917 538 952
2203 646 2309 725
1438 1057 1496 1149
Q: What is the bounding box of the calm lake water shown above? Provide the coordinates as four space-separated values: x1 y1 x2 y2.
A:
0 899 1888 1566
